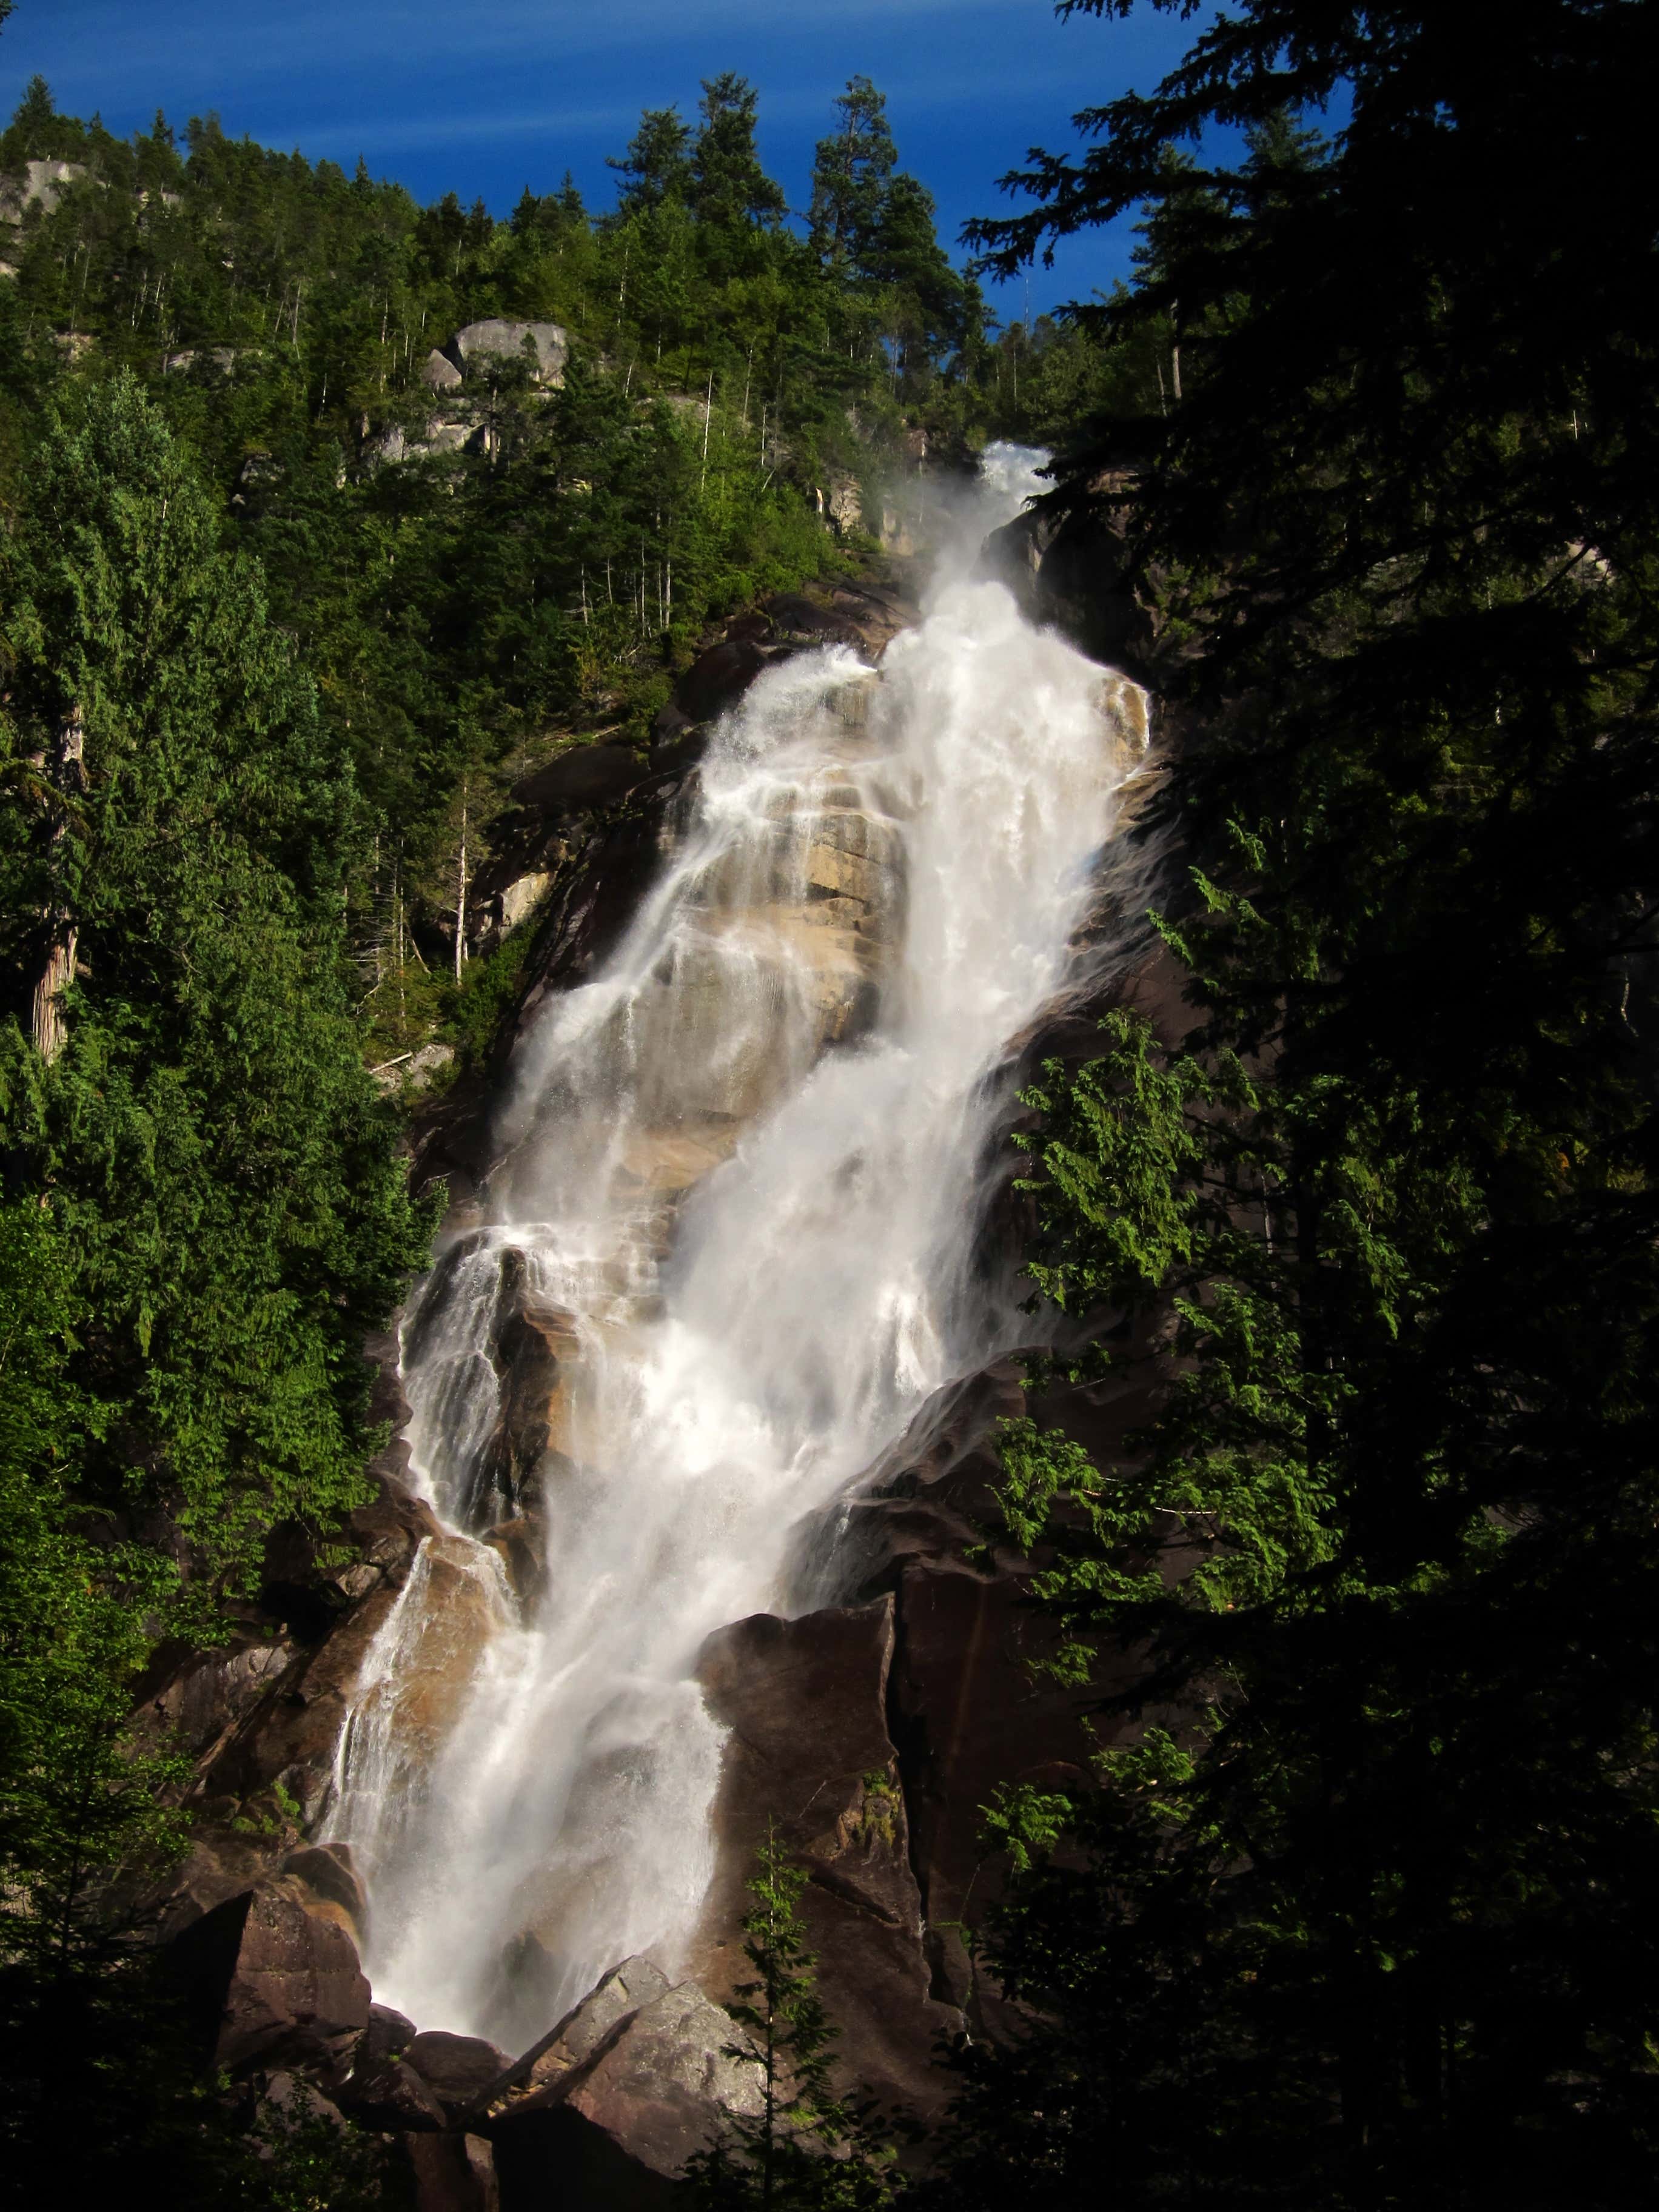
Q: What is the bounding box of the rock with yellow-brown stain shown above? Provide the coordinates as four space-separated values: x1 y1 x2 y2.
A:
367 1535 511 1775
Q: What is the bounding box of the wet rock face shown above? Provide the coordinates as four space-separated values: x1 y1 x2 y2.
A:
694 1600 962 2119
469 1246 583 1522
486 1957 671 2120
980 468 1162 686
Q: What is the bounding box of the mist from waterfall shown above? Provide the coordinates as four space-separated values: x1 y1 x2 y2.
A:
326 444 1149 2049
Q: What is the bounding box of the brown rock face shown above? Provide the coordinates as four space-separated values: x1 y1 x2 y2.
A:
408 2029 515 2117
980 469 1159 685
406 2130 501 2212
177 1472 444 1838
694 1600 960 2119
349 1532 509 1780
817 1355 1151 2032
473 1246 584 1520
281 1842 368 1945
510 745 644 817
341 2051 447 2132
678 637 769 722
166 1880 370 2070
486 1956 671 2120
492 1979 762 2212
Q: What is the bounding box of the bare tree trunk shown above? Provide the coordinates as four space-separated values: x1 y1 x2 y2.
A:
32 703 84 1065
1170 296 1183 403
454 786 469 983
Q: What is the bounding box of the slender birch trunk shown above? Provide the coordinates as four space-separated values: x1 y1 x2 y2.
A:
454 785 469 982
32 703 84 1065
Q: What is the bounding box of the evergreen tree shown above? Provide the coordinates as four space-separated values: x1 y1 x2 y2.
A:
808 77 896 267
686 1830 900 2212
688 73 788 234
609 105 692 213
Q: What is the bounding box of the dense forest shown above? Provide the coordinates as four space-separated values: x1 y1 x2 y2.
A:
2 0 1657 2204
0 56 1133 1056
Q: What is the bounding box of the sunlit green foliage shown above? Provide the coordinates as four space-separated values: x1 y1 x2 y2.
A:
0 377 432 1590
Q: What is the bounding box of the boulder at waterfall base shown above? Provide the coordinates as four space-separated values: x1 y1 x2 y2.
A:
166 1880 370 2070
410 2029 517 2117
492 1978 763 2212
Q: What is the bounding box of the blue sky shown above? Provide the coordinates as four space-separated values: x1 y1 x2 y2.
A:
1 0 1210 321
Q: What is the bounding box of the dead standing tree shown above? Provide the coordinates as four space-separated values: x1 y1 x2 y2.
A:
30 702 85 1065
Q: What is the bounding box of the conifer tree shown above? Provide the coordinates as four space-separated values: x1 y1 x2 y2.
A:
686 1829 899 2212
809 78 896 268
609 106 693 213
689 73 787 234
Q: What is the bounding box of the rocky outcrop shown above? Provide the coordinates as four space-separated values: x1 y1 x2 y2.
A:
0 158 88 220
510 745 645 818
491 1971 763 2212
695 1600 963 2120
424 348 465 394
167 1877 371 2071
981 466 1161 684
411 2030 517 2116
447 320 569 387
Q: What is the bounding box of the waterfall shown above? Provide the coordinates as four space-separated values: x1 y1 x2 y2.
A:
326 445 1150 2051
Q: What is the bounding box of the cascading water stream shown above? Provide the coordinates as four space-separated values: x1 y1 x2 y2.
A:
326 447 1150 2050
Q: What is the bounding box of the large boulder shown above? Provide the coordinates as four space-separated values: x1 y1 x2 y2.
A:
337 1998 453 2128
165 1880 370 2071
762 594 863 648
406 2131 500 2212
492 1978 762 2212
343 2051 448 2132
423 347 464 393
485 1955 669 2119
675 638 768 723
446 320 568 387
409 2029 515 2118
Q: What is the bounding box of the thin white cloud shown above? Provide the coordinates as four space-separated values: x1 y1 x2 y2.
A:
18 0 1059 89
272 101 643 155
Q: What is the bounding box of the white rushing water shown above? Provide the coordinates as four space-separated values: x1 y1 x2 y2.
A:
326 445 1149 2050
